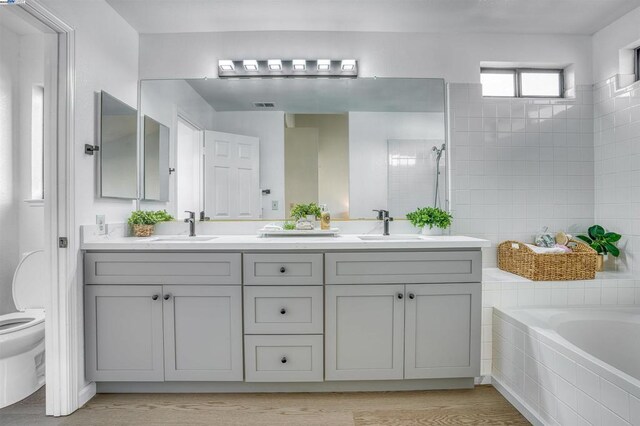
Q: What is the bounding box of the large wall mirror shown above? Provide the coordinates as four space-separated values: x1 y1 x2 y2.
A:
99 91 138 199
139 78 446 220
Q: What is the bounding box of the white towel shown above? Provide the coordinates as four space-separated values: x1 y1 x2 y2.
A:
525 244 567 254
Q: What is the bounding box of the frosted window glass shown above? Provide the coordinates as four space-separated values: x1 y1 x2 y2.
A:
481 72 515 97
520 72 561 97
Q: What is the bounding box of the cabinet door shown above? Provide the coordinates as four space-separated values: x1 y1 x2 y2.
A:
85 285 164 381
163 285 243 381
325 285 405 381
404 283 481 379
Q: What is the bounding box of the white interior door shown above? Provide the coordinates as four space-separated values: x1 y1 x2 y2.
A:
175 118 202 215
205 130 260 219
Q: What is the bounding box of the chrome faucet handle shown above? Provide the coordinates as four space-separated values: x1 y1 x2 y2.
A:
184 211 196 221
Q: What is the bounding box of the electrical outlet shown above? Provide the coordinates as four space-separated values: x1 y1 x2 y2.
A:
96 215 106 235
271 200 279 210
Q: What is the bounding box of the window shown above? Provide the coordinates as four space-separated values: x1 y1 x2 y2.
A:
31 85 44 200
481 68 563 98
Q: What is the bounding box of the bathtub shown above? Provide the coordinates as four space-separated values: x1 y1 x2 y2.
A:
492 307 640 426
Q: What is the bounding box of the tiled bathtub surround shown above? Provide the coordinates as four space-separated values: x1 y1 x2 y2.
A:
594 78 640 275
492 307 640 426
448 83 595 267
480 268 639 377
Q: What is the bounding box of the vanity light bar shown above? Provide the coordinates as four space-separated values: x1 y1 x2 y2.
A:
218 59 358 78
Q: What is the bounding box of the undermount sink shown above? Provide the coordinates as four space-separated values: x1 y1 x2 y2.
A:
150 236 218 242
358 235 426 241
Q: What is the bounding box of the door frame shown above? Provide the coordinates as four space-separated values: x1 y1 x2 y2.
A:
9 0 77 416
173 113 204 217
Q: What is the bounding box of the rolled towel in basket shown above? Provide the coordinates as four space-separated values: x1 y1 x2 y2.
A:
524 243 571 254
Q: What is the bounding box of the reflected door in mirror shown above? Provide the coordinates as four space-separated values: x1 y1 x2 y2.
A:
204 131 260 219
143 116 170 201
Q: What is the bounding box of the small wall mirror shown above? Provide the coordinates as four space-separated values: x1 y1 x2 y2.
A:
99 91 138 199
143 115 170 201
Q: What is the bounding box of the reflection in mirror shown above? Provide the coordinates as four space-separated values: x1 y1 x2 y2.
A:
139 78 446 220
99 91 137 199
143 116 170 201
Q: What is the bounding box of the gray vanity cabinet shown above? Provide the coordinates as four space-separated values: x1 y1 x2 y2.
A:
163 285 243 381
325 285 405 381
85 285 165 381
404 283 481 379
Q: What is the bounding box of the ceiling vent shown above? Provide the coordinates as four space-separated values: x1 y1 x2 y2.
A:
253 102 275 108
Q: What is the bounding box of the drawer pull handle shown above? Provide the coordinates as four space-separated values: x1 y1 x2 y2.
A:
397 293 403 300
280 266 286 273
408 293 415 300
164 294 171 300
280 308 287 315
152 295 159 301
281 357 287 364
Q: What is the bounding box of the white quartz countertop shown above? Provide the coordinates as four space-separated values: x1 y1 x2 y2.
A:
81 234 491 251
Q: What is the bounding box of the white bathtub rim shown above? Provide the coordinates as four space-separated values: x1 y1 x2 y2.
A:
494 306 640 401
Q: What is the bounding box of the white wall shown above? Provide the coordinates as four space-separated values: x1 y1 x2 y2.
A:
349 112 445 218
592 6 640 83
139 31 593 85
41 0 140 395
211 111 285 219
0 24 20 315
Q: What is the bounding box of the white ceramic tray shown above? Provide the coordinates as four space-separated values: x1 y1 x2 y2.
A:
258 228 340 237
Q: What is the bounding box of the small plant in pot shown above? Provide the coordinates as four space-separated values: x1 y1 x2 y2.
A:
576 225 621 271
128 210 174 237
290 203 322 230
406 206 453 236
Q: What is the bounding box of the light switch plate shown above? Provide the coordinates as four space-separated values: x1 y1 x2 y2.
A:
271 200 279 210
96 215 106 235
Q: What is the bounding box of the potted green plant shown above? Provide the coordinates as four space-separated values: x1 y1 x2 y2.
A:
290 203 322 221
576 225 621 271
406 207 453 236
128 210 174 237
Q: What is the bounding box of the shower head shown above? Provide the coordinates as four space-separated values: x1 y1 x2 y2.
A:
432 144 446 161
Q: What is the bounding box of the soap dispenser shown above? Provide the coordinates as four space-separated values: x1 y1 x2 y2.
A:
320 204 331 230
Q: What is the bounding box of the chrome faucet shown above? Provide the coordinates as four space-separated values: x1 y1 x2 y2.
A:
373 209 393 236
184 211 196 237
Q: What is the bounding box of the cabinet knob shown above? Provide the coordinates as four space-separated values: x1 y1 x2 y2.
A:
280 308 287 315
280 266 286 273
163 294 171 300
408 293 415 300
152 294 159 301
281 357 287 364
397 293 403 300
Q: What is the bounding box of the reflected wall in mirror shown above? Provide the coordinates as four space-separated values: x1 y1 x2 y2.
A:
99 91 138 199
143 115 170 201
139 78 447 220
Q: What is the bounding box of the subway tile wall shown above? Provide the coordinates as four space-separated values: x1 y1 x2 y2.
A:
593 78 640 275
448 84 595 267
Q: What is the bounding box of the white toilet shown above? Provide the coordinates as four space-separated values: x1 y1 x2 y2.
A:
0 250 46 409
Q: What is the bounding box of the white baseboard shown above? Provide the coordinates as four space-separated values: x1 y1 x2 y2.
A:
492 377 543 426
78 382 96 409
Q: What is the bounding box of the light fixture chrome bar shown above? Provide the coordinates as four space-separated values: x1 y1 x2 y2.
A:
218 59 358 78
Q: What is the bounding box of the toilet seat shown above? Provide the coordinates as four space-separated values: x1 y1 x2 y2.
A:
0 310 45 335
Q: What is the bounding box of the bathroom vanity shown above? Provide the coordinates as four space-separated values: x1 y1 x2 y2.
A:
82 235 489 392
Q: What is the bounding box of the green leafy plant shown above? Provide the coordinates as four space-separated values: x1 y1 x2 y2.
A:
283 221 296 231
290 203 322 220
406 207 453 230
576 225 621 257
128 210 175 226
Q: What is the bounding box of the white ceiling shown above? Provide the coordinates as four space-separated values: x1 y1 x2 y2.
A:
107 0 640 35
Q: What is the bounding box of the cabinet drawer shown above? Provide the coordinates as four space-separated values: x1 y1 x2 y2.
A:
244 335 323 382
243 254 323 285
325 251 481 284
244 286 323 334
85 252 241 285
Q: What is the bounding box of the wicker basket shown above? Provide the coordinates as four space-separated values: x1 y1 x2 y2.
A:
132 224 154 237
498 240 597 281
